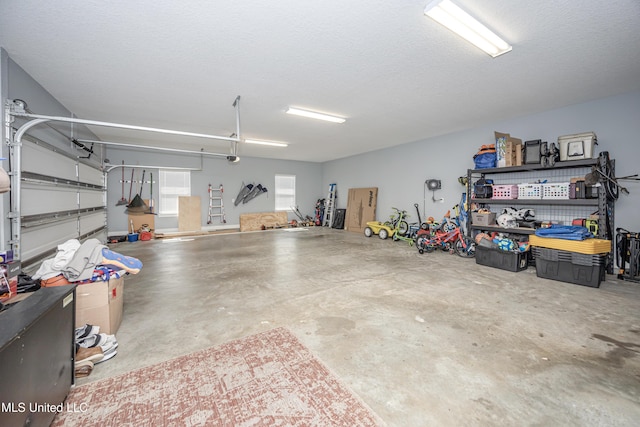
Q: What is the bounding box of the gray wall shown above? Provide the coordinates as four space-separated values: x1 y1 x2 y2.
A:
322 90 640 233
4 45 639 239
106 148 323 234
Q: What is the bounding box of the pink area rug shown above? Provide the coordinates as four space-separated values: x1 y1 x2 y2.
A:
52 327 385 426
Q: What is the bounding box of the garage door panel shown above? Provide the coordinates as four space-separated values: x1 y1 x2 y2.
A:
79 190 104 209
17 136 106 269
79 163 104 187
22 140 78 181
21 220 79 263
79 213 105 235
21 185 78 216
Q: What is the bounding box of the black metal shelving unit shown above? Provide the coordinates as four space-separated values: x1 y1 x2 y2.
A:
466 157 615 273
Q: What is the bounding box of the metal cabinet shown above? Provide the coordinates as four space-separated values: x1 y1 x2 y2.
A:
0 285 76 427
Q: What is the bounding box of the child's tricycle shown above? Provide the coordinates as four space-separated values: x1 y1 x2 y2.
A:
364 221 395 240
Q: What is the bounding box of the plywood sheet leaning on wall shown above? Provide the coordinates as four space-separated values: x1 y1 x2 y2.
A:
240 211 288 232
345 188 378 233
178 196 201 232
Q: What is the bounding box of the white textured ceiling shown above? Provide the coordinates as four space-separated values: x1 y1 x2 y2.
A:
1 0 639 162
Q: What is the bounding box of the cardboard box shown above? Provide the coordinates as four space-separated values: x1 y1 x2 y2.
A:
471 212 497 227
495 132 508 167
75 277 124 334
0 261 20 302
505 139 522 166
345 187 378 233
128 199 155 234
495 132 522 167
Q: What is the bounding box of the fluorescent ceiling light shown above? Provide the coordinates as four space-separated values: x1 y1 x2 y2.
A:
244 139 288 147
424 0 512 58
285 107 346 123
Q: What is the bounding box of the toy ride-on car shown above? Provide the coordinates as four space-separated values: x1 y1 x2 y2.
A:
364 221 395 240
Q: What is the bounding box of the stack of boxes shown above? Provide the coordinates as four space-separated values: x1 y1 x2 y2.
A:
495 131 523 167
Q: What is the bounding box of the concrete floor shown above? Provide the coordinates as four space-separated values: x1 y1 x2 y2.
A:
81 227 640 426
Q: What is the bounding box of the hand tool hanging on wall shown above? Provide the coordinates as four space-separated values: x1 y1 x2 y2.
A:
147 172 155 214
127 168 135 204
127 169 148 213
234 182 253 206
116 161 128 206
243 184 268 204
584 153 639 199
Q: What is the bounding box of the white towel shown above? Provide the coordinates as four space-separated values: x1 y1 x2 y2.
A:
51 239 81 270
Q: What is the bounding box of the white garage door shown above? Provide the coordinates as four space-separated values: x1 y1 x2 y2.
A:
18 135 106 268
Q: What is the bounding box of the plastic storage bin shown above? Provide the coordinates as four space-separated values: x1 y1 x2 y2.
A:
518 183 543 199
533 247 606 288
492 184 519 200
476 245 529 272
529 235 611 254
542 183 570 199
558 132 597 161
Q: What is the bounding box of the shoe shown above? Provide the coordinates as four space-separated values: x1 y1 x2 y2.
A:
100 337 118 353
76 346 104 364
78 333 116 349
94 345 117 364
75 324 99 341
74 360 94 378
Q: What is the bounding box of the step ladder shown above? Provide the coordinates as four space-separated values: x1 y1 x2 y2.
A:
207 184 226 224
322 183 337 227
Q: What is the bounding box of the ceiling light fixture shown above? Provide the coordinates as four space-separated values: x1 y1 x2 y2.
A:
424 0 512 58
244 139 288 147
285 107 346 124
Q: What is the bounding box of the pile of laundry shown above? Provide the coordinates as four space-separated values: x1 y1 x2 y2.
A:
33 238 142 286
74 324 118 378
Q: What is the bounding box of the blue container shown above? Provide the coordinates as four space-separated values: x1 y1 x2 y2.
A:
127 233 139 242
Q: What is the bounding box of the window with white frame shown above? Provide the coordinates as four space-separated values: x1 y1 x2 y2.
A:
158 170 191 216
274 174 296 211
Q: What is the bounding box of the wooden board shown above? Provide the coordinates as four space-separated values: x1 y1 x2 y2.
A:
345 188 378 233
240 211 288 232
178 196 201 232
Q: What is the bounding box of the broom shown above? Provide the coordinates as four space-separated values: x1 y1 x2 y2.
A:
146 172 155 214
116 161 128 206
